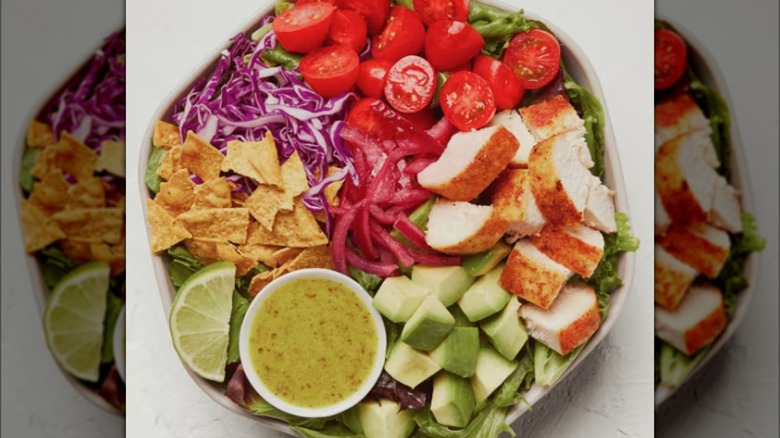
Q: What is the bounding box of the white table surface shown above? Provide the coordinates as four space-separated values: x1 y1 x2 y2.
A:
1 0 125 437
654 1 780 437
124 0 655 437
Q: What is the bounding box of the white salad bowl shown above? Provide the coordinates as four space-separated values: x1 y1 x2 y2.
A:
114 305 126 384
139 0 636 434
11 33 125 417
653 18 761 406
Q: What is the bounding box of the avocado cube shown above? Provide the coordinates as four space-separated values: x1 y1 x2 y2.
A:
372 276 429 323
384 342 441 389
411 265 475 307
470 345 519 405
429 327 480 378
462 241 512 277
480 297 528 360
458 266 511 322
431 372 476 428
400 296 455 351
357 399 415 438
448 304 475 327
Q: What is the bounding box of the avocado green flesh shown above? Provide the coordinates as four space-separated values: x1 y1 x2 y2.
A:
470 345 519 405
372 276 429 323
358 399 415 438
462 241 511 277
400 296 455 351
411 265 475 307
384 342 441 389
431 372 476 428
429 327 480 378
480 298 528 361
458 266 511 322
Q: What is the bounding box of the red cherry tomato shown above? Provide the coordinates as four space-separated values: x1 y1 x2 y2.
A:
372 6 426 62
356 59 395 98
402 107 438 131
272 2 336 54
300 45 360 98
412 0 470 25
326 10 368 53
424 20 484 72
439 71 496 131
472 55 525 110
335 0 392 35
654 28 688 90
295 0 336 5
384 55 437 114
503 29 561 90
346 98 398 139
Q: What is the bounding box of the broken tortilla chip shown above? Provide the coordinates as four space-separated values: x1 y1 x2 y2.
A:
180 131 224 182
244 184 285 231
216 244 258 276
192 177 232 210
60 239 94 264
95 141 125 177
146 199 191 253
26 121 54 148
237 240 281 268
20 199 65 253
272 247 303 266
176 208 249 244
66 176 106 209
31 132 98 181
153 121 181 149
243 197 328 248
28 169 69 216
156 145 183 180
221 135 283 187
286 245 335 271
314 167 345 222
154 169 195 216
183 239 221 265
278 151 309 211
248 271 275 297
52 208 124 244
90 242 126 276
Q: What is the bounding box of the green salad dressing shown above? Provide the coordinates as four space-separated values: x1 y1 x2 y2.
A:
249 278 377 408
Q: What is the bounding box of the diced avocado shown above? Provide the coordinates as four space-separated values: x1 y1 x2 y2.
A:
448 304 475 327
457 266 511 322
411 265 475 307
470 345 519 405
400 296 455 351
357 399 415 438
480 297 528 361
429 327 480 378
462 241 511 277
372 276 429 323
384 341 441 388
430 372 476 428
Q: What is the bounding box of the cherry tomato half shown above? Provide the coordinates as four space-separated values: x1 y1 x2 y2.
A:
346 98 399 139
372 6 426 62
300 45 360 98
326 10 368 53
412 0 470 25
439 71 496 131
472 55 525 110
272 2 336 54
384 55 437 113
424 20 484 72
503 29 561 90
295 0 336 5
654 28 688 90
335 0 392 35
356 59 395 99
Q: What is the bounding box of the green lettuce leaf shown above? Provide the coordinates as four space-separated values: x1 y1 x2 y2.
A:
227 291 249 364
494 349 534 408
166 245 203 288
144 146 166 194
563 67 607 178
659 342 710 388
101 291 124 364
37 245 77 289
716 212 765 317
246 397 332 429
292 424 364 438
413 402 515 438
468 2 536 58
533 341 584 387
689 70 732 180
19 147 39 194
348 265 383 295
234 263 270 298
383 318 400 360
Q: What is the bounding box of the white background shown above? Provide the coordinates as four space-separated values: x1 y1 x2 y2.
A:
654 1 779 437
124 0 655 437
1 0 125 437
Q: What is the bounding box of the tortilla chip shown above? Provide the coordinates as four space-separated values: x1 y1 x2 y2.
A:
20 199 65 253
272 247 303 266
216 244 258 276
146 199 191 253
153 121 181 149
244 184 285 231
314 167 345 222
286 245 335 271
243 197 328 248
232 191 249 208
183 239 221 265
27 121 54 148
177 208 249 244
156 145 183 180
66 177 106 209
221 135 283 187
192 177 232 210
279 151 309 211
95 141 125 177
154 169 195 216
180 131 224 182
60 239 94 264
90 242 126 276
248 271 275 297
31 132 98 181
237 241 281 268
28 169 69 215
52 208 124 244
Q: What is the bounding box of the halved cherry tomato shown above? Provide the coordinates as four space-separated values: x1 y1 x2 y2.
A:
503 29 561 90
402 107 438 131
326 10 368 53
300 45 360 98
412 0 470 25
372 6 426 62
336 0 392 35
424 20 484 72
346 98 397 139
295 0 336 5
384 55 437 114
356 59 395 98
272 2 336 54
439 71 496 130
654 28 688 90
472 55 525 110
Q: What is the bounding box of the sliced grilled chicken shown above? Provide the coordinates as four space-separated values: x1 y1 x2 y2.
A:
657 223 730 279
655 284 727 356
584 175 617 233
520 283 602 356
499 239 572 310
709 175 743 233
418 125 519 201
490 109 537 168
425 201 510 255
655 244 698 311
655 188 671 236
518 95 586 142
486 169 545 240
654 94 711 148
530 224 604 278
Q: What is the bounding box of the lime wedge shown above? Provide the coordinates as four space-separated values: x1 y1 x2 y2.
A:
169 261 236 382
43 262 110 382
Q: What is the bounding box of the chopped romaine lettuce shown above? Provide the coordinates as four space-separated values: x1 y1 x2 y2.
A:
37 245 77 289
689 70 732 180
494 349 534 408
468 2 536 58
563 66 607 178
716 212 765 317
144 146 166 194
659 342 710 388
227 291 249 364
534 341 584 388
292 425 364 438
166 245 203 288
101 291 124 364
414 402 515 438
19 147 39 194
